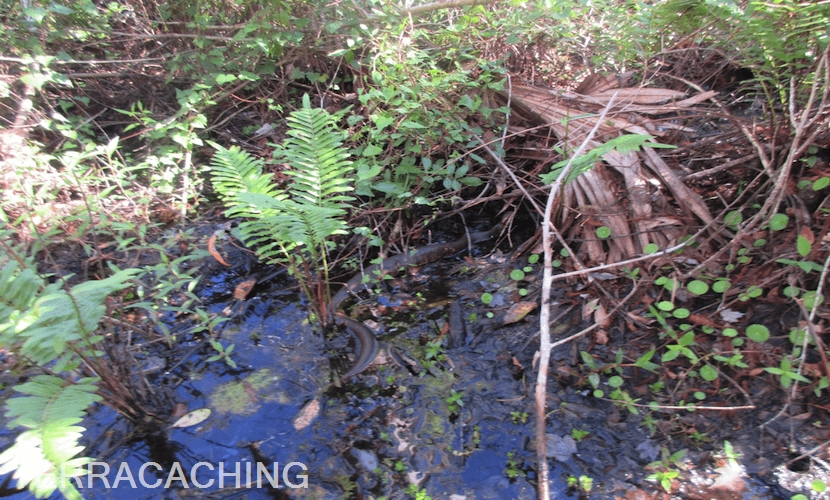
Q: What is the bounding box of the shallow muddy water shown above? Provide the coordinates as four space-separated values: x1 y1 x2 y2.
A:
0 248 824 499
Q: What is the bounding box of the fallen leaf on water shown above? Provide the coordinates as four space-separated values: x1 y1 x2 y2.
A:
208 233 230 266
233 278 257 300
503 301 537 325
293 398 320 431
171 408 211 428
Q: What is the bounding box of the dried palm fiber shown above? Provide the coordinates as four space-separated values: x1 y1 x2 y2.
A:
506 75 717 262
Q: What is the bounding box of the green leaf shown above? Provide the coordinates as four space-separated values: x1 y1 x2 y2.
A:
643 243 659 254
769 213 789 231
362 144 383 157
596 226 611 239
724 210 742 230
510 269 525 281
797 235 811 257
686 280 709 295
672 308 690 319
812 177 829 191
745 324 770 343
700 364 718 381
215 73 237 84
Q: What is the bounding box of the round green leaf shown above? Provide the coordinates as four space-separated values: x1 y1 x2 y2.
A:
694 391 706 400
789 328 807 345
746 324 770 343
608 375 624 388
782 286 800 298
643 243 659 254
700 364 718 381
724 210 743 230
596 226 611 239
687 280 709 295
510 269 525 281
528 254 540 264
519 288 528 296
722 328 738 337
769 213 789 231
657 301 675 312
560 248 570 257
672 308 690 319
753 238 767 247
803 291 825 309
712 280 731 293
481 293 493 305
552 260 562 267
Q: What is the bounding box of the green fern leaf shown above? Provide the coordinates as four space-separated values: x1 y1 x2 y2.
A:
275 94 355 210
0 375 100 500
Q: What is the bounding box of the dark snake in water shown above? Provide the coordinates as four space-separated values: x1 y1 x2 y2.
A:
329 224 502 382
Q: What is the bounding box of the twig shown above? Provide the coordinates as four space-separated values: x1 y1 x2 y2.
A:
535 92 619 500
600 400 755 411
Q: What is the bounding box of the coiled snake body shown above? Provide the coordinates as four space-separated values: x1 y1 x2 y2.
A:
329 224 502 381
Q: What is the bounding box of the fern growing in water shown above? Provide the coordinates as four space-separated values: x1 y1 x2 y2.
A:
0 261 140 499
210 94 355 323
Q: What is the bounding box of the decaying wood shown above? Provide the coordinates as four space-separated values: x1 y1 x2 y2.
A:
505 79 717 261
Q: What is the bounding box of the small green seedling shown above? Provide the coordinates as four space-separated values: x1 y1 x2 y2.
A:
207 339 237 368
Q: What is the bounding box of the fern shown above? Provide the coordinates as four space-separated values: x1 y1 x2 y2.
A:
209 94 355 322
0 375 101 500
0 262 140 499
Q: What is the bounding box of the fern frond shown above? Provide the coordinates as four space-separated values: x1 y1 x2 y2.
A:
8 269 140 366
275 94 355 210
0 375 100 500
207 141 281 199
0 264 140 499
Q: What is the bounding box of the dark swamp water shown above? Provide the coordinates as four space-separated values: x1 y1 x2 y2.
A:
0 233 825 500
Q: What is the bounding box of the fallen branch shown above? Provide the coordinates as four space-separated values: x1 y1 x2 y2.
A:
536 92 617 500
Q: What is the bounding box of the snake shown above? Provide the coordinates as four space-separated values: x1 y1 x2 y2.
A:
329 223 502 382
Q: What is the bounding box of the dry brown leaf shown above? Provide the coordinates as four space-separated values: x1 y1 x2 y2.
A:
233 278 257 301
293 398 320 431
593 301 611 329
583 298 599 320
208 233 230 266
800 226 815 244
512 356 524 370
504 301 537 325
594 329 609 345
